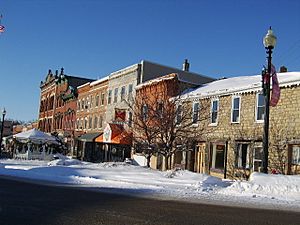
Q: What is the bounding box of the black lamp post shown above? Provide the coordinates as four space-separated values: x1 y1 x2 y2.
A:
0 108 7 156
262 27 277 174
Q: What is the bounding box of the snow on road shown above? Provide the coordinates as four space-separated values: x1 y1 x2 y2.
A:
0 158 299 211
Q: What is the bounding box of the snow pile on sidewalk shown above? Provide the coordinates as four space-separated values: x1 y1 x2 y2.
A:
219 172 300 202
0 159 299 211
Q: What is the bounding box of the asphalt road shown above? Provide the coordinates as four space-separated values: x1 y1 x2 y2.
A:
0 177 299 225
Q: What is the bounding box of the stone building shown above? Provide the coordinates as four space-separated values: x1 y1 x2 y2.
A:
38 68 94 151
179 71 300 178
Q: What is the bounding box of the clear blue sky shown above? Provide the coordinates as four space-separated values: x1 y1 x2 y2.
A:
0 0 300 121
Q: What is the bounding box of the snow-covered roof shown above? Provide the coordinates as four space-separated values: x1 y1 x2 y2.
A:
90 76 109 86
182 72 300 99
136 73 177 90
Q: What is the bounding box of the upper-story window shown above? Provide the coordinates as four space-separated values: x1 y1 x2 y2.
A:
108 90 112 104
101 93 105 105
142 104 148 121
81 98 85 111
114 88 118 103
128 111 132 127
176 104 183 125
128 84 133 101
231 96 241 123
95 95 99 107
256 93 265 122
94 116 98 129
211 99 219 124
192 102 199 124
90 96 94 109
88 116 92 129
77 100 80 111
121 86 126 101
99 115 103 128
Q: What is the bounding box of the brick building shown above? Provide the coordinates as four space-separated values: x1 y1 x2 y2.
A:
38 68 94 151
77 60 214 160
75 76 109 161
133 73 204 169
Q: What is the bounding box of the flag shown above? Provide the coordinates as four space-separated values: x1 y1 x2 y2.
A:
270 64 280 107
0 25 4 33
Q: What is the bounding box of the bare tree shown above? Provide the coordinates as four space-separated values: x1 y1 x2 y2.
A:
128 77 211 170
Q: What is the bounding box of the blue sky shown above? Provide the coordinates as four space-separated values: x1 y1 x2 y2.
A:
0 0 300 121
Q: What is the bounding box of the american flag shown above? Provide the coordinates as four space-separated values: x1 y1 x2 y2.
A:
270 64 280 107
0 25 4 33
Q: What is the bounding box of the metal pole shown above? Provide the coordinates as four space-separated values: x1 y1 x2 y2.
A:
262 46 273 173
0 113 5 156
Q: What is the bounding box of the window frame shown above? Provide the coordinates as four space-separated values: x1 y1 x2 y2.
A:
256 93 265 123
114 88 118 103
108 90 112 104
231 96 241 123
210 99 219 125
192 102 200 124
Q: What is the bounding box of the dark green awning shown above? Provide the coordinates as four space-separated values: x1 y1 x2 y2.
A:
77 132 102 142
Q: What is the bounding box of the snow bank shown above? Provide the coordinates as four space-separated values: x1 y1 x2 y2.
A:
0 159 299 211
219 172 300 202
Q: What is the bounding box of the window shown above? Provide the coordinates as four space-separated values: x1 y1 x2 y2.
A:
77 100 80 111
256 93 265 121
90 96 93 109
176 105 182 124
231 96 240 123
128 84 133 101
108 90 112 104
211 99 218 124
95 95 99 107
81 98 85 111
121 86 126 101
235 143 249 168
142 104 148 121
157 101 163 117
128 111 132 127
99 115 103 128
94 116 98 129
84 118 88 129
192 102 199 124
253 144 263 172
89 117 92 129
101 93 105 105
292 146 300 165
76 119 79 129
114 88 118 103
211 144 225 170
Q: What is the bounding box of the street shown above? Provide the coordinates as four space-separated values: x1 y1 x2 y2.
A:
0 177 299 225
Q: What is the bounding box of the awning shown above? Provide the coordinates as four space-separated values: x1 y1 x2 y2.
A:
95 123 132 145
77 132 102 142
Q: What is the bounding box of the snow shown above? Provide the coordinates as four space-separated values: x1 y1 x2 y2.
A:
0 159 299 212
182 72 300 99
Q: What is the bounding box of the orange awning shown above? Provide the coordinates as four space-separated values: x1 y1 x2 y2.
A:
95 123 132 145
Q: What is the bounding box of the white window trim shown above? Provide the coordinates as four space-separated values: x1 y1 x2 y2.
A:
231 96 241 123
210 98 219 126
255 93 264 123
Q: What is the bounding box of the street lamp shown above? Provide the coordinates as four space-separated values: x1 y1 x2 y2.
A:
0 108 7 156
262 27 277 174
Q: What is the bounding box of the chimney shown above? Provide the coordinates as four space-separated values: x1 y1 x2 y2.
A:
55 70 58 76
48 69 52 75
182 59 190 72
60 67 64 75
279 66 288 73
